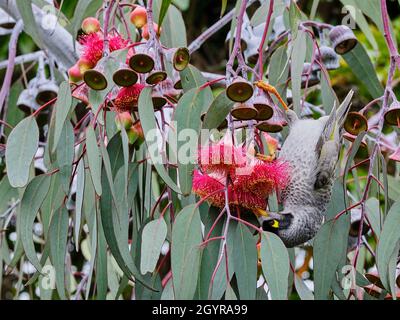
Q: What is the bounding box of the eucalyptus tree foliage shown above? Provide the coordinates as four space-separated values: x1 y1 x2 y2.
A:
0 0 399 301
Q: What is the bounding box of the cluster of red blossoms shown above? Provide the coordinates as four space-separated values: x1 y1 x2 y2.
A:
192 134 290 213
69 22 146 114
79 32 128 70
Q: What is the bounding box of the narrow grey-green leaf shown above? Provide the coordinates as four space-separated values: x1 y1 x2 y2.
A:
313 212 350 299
74 160 85 247
52 81 73 152
179 65 211 96
343 43 384 99
175 88 212 195
171 204 202 299
260 231 290 300
233 224 257 300
158 0 172 27
20 175 51 271
210 220 237 300
16 0 42 47
86 126 102 195
154 0 187 47
49 206 69 300
376 201 400 292
291 30 307 114
294 275 314 300
138 87 180 193
202 91 234 130
140 217 168 274
56 121 74 194
6 116 39 188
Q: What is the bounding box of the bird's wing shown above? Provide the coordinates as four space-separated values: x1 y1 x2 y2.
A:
314 90 354 188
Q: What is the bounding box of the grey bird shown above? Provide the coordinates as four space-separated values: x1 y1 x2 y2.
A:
260 91 354 247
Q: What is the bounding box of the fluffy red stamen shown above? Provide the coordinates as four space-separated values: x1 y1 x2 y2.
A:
79 33 128 67
113 84 145 113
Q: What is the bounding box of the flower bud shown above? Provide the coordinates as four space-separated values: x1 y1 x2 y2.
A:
142 23 162 40
130 6 147 28
68 64 83 83
128 122 145 146
115 112 133 130
78 57 95 74
81 17 101 34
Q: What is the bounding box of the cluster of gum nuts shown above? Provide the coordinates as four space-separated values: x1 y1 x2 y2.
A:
67 5 190 147
221 23 397 139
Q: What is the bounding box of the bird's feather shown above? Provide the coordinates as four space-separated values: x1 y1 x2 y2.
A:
314 90 354 188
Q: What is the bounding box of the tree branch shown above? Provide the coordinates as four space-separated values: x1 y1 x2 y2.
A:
0 0 80 70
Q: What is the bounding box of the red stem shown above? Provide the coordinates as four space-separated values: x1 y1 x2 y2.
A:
257 0 274 78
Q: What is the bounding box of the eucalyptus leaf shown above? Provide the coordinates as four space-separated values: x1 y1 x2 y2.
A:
6 116 39 188
260 231 290 300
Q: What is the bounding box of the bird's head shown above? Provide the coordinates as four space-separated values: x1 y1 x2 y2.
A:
258 206 324 248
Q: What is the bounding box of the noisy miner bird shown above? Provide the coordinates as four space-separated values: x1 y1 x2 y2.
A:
259 89 354 248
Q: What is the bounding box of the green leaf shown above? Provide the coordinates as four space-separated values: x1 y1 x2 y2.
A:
294 275 314 300
196 207 224 299
233 224 257 300
313 200 350 300
269 45 289 97
202 91 234 131
154 0 187 47
388 241 400 300
49 206 69 300
56 121 74 194
366 197 382 237
220 0 228 17
52 81 73 153
175 88 212 195
6 116 39 188
16 0 42 48
376 201 400 292
74 160 85 246
140 217 168 275
251 0 285 27
69 0 103 43
20 175 51 272
291 30 307 114
320 71 339 115
0 176 18 214
171 204 202 299
138 86 181 194
86 126 102 196
210 220 237 300
158 0 172 28
96 208 108 300
343 43 384 99
260 231 290 300
387 175 400 202
179 65 212 96
310 0 319 19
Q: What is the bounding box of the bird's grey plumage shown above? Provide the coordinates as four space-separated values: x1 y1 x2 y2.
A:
260 91 354 247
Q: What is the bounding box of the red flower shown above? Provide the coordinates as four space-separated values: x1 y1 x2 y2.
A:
234 157 289 198
198 135 247 174
192 170 267 211
80 33 128 67
113 84 145 113
193 136 290 213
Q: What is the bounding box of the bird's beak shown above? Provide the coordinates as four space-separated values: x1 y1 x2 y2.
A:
254 208 270 217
